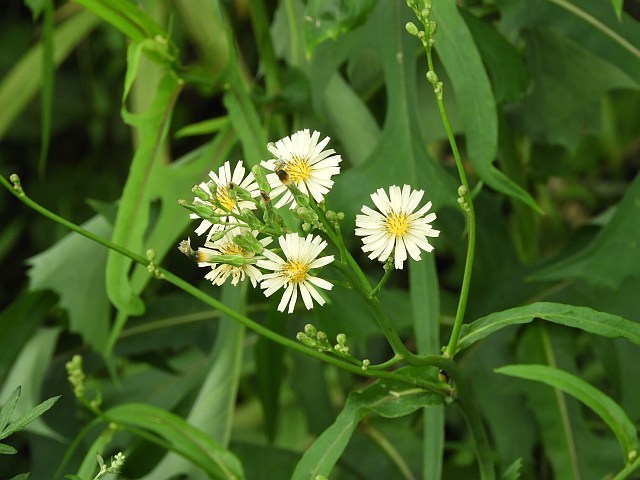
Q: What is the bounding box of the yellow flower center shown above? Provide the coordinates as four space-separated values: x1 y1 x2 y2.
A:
216 187 236 211
384 211 410 237
285 155 312 183
283 260 309 284
222 244 246 256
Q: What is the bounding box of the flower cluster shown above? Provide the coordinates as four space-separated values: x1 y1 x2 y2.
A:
179 129 440 314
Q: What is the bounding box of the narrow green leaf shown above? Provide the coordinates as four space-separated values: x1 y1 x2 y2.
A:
304 0 376 54
410 257 444 480
8 474 30 480
0 395 59 439
431 1 540 212
611 0 624 20
0 443 17 455
73 0 165 42
106 403 244 479
292 380 441 479
501 458 523 480
37 0 54 176
496 364 639 463
457 302 640 353
0 387 21 434
144 283 247 479
175 117 230 138
74 427 115 480
0 9 99 140
530 175 640 289
0 328 62 441
255 311 286 442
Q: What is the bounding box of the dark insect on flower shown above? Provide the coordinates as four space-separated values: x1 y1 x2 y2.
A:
437 369 450 383
274 160 291 185
260 190 271 203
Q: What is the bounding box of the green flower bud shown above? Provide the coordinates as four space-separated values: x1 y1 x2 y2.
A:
405 22 419 36
239 208 262 229
304 324 317 337
336 333 347 346
336 212 345 220
192 184 210 201
232 231 264 254
296 332 317 348
325 210 337 222
252 165 271 194
426 70 438 85
458 185 468 197
296 206 319 224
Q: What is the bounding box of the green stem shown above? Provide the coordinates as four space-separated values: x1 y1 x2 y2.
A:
370 266 393 298
612 456 640 480
0 173 448 395
422 23 476 359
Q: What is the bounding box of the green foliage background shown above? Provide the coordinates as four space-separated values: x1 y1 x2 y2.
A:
0 0 639 478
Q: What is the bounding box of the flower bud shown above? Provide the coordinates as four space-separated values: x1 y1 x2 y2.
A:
232 231 264 254
405 22 419 36
192 184 210 201
426 71 438 85
304 324 317 337
239 208 262 229
296 206 319 224
252 165 271 194
336 333 347 346
457 185 468 197
296 332 317 348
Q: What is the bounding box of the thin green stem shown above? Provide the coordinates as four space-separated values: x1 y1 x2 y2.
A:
419 18 476 359
0 172 448 395
612 456 640 480
367 355 403 370
370 266 393 298
548 0 640 60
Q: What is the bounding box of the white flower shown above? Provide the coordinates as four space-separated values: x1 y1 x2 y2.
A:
191 160 259 239
197 229 271 287
257 233 334 313
261 129 341 208
355 185 440 270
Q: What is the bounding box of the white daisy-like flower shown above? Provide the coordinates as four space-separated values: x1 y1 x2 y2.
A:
261 129 341 209
355 185 440 270
197 229 271 287
257 233 334 313
191 160 260 239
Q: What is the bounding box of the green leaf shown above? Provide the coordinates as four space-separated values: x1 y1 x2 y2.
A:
255 311 286 442
496 364 639 463
457 302 640 354
530 174 640 289
105 403 244 479
432 1 540 212
0 387 21 434
501 458 523 480
72 0 166 42
8 474 30 480
142 283 247 479
513 28 636 153
37 0 54 176
25 0 47 18
0 395 59 440
0 291 55 379
611 0 624 20
74 427 116 480
292 379 441 479
461 10 530 104
0 328 62 441
28 216 111 352
0 443 17 455
304 0 376 54
409 257 444 479
0 9 99 141
175 117 230 139
106 73 182 316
